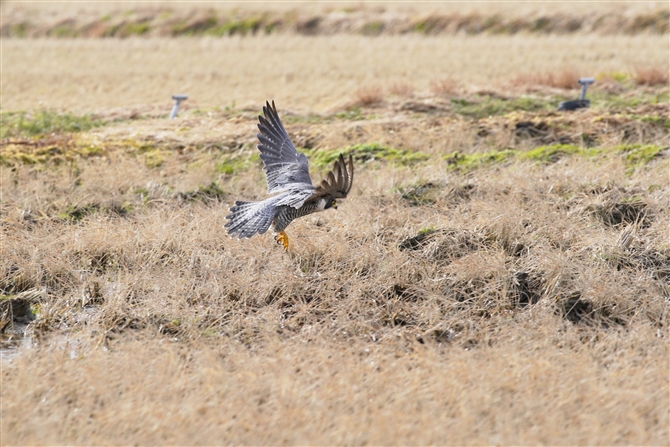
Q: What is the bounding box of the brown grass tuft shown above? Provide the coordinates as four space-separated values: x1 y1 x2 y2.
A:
388 81 415 98
429 77 459 96
352 85 384 107
633 65 669 86
511 67 581 90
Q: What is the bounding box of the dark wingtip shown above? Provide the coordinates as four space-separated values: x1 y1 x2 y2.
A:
264 100 276 116
261 100 281 125
346 153 354 194
261 100 275 121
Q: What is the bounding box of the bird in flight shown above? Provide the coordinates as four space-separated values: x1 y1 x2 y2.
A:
225 101 354 250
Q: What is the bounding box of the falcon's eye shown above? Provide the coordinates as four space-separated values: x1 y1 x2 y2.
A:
331 199 338 209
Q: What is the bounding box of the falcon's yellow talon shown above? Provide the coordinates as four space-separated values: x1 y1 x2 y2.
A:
275 231 289 251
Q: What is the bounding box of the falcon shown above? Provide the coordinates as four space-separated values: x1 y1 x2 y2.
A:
225 101 354 250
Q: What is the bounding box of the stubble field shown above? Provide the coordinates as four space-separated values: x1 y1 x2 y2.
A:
1 2 669 445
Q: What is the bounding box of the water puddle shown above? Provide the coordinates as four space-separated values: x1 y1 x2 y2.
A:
1 324 33 361
1 295 101 361
1 292 40 362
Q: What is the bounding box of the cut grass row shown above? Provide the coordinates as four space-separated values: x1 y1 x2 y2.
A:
3 7 668 38
2 88 667 139
2 135 664 173
2 140 664 227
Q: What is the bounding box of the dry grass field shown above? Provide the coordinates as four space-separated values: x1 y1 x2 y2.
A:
2 35 668 112
1 2 669 445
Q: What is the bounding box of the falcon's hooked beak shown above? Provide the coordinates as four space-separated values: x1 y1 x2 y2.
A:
331 199 338 210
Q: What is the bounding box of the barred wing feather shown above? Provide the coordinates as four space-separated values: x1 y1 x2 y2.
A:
311 154 354 200
257 101 314 203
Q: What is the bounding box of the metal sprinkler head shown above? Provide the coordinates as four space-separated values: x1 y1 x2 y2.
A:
577 77 595 100
170 94 188 119
558 77 595 111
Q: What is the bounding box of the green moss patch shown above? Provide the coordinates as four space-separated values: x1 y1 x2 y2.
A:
615 144 666 174
140 148 166 168
522 144 592 163
333 107 364 121
57 202 130 222
445 149 517 171
306 143 428 169
615 144 665 166
396 182 443 206
444 143 665 173
451 96 554 119
58 204 100 222
1 110 105 139
207 17 263 36
0 139 106 166
177 182 227 203
118 22 151 37
215 153 261 175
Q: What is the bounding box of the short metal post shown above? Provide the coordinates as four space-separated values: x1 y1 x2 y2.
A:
170 94 188 119
558 77 595 111
578 78 594 101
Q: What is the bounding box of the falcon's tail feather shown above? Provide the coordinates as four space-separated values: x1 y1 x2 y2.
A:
224 198 276 239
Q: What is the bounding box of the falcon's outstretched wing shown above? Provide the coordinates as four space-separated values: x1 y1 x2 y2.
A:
257 101 314 198
309 154 354 200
